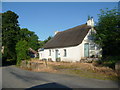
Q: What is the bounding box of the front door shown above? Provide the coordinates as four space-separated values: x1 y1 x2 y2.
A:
84 43 89 57
55 50 59 61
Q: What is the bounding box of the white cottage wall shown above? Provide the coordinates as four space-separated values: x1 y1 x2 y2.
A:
40 44 81 62
60 45 81 62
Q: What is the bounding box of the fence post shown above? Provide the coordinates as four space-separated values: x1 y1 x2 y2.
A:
44 59 47 67
115 61 120 77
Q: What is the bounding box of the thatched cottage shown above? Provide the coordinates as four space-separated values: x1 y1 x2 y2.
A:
38 17 101 62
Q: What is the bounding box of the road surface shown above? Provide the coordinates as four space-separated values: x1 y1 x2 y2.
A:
2 66 119 89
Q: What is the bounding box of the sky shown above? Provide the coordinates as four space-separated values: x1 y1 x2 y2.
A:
2 2 118 41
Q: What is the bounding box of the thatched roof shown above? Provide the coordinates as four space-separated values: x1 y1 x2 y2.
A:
44 24 91 49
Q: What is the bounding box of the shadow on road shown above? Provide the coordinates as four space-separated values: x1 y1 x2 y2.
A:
26 82 72 89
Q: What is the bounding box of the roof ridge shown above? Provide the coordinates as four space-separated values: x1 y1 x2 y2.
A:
59 24 87 33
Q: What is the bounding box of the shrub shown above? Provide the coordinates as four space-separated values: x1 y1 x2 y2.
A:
95 56 120 69
16 40 30 65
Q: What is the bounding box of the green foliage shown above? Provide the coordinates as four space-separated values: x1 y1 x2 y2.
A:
95 8 120 56
38 40 45 48
16 40 30 65
19 28 39 50
38 36 52 48
2 11 20 62
2 11 40 65
44 36 52 44
0 14 2 60
95 56 120 69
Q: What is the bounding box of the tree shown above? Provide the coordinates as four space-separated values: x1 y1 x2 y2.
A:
95 8 120 57
38 40 44 48
2 11 20 62
38 36 52 48
19 28 39 50
44 36 52 44
2 10 41 65
15 40 29 65
0 13 2 60
15 28 39 64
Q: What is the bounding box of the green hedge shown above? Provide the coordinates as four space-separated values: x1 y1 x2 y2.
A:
95 56 120 69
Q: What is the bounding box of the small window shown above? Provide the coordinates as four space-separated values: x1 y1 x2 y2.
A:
88 35 94 40
64 49 67 57
90 44 95 50
49 49 51 56
52 49 54 52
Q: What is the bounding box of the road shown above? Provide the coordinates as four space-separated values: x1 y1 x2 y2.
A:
2 66 119 89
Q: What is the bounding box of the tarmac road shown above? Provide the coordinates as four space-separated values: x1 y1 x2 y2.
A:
2 65 119 89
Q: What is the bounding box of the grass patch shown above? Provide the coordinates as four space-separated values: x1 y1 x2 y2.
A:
52 65 118 81
52 65 78 70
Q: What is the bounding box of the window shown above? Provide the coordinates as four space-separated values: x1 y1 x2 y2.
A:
52 49 54 52
49 50 51 56
64 49 67 57
90 44 95 50
88 35 94 40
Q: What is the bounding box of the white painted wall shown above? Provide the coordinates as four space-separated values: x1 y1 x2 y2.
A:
39 44 81 62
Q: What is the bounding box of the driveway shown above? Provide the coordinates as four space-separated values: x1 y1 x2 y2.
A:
2 66 119 89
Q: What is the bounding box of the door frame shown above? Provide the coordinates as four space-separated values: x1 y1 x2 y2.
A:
55 50 59 61
84 43 89 58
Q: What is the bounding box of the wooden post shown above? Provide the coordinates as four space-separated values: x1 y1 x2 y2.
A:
115 61 120 77
44 59 47 67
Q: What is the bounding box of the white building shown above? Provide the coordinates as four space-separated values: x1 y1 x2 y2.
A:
38 17 102 62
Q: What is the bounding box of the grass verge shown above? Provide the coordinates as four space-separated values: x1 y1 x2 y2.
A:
20 59 120 81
